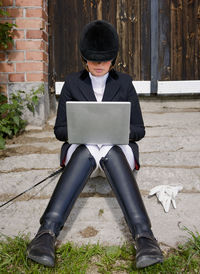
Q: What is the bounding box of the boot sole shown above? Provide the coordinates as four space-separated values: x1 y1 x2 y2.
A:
27 252 55 267
136 255 163 269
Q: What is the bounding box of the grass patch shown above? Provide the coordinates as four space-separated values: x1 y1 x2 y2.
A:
0 230 200 273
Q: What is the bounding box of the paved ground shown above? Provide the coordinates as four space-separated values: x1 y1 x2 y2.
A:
0 98 200 252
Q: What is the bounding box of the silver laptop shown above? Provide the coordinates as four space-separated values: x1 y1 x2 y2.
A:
66 101 131 145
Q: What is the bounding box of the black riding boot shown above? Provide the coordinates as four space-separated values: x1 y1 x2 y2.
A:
100 146 163 268
27 145 96 267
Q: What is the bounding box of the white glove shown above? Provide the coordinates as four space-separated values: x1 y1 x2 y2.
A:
149 185 183 213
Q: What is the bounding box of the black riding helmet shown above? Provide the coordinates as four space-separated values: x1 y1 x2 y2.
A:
79 20 119 64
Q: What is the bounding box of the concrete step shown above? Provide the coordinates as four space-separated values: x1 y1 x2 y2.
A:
0 99 200 252
140 151 200 167
0 154 59 172
143 112 200 128
1 195 200 250
0 170 111 201
140 99 200 112
1 167 200 202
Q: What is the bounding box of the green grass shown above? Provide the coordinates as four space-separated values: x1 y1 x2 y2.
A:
0 230 200 273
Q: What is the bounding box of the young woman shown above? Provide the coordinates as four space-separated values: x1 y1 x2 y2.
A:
27 20 163 269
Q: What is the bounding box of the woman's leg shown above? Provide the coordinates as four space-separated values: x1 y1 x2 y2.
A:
27 145 96 267
100 146 163 268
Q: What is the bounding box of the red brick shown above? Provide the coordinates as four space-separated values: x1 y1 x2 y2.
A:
41 40 46 51
44 73 48 82
7 8 23 17
1 0 13 6
42 9 48 21
43 41 48 52
26 50 45 61
26 72 45 81
42 31 48 42
45 23 48 33
0 52 6 61
16 61 44 72
0 19 13 24
0 73 8 82
1 43 14 50
0 10 5 18
0 63 15 72
26 30 43 39
0 42 13 51
43 52 48 62
8 51 24 61
0 84 7 94
16 18 43 29
9 73 25 82
13 30 25 39
44 63 48 73
16 40 44 50
26 8 42 18
16 0 42 7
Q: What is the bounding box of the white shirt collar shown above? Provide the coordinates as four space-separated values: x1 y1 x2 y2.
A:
89 72 109 89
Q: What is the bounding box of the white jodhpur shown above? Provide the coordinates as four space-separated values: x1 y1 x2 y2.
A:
65 144 135 178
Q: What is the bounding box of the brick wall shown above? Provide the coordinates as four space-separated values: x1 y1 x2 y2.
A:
0 0 50 125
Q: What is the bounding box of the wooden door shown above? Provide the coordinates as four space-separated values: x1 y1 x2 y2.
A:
48 0 151 91
48 0 200 92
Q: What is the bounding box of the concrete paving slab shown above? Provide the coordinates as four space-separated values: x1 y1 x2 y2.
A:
140 135 200 152
147 193 200 248
0 170 59 200
1 167 199 205
137 167 200 192
140 151 200 167
140 99 200 112
144 126 200 137
26 131 55 138
6 141 62 151
25 125 43 131
143 112 200 127
1 194 199 250
47 116 56 126
0 154 60 172
0 171 111 200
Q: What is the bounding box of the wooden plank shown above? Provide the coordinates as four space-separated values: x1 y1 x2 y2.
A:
131 0 141 79
170 0 183 80
194 0 200 79
184 0 197 79
158 80 200 94
170 0 200 80
158 0 170 80
132 81 151 94
116 0 123 72
117 0 129 74
97 0 103 20
56 80 200 95
55 81 151 95
151 0 159 93
140 0 151 80
48 0 56 91
102 0 117 26
127 0 133 77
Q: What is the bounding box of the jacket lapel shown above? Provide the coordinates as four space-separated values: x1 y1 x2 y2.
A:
102 75 120 101
79 72 96 101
